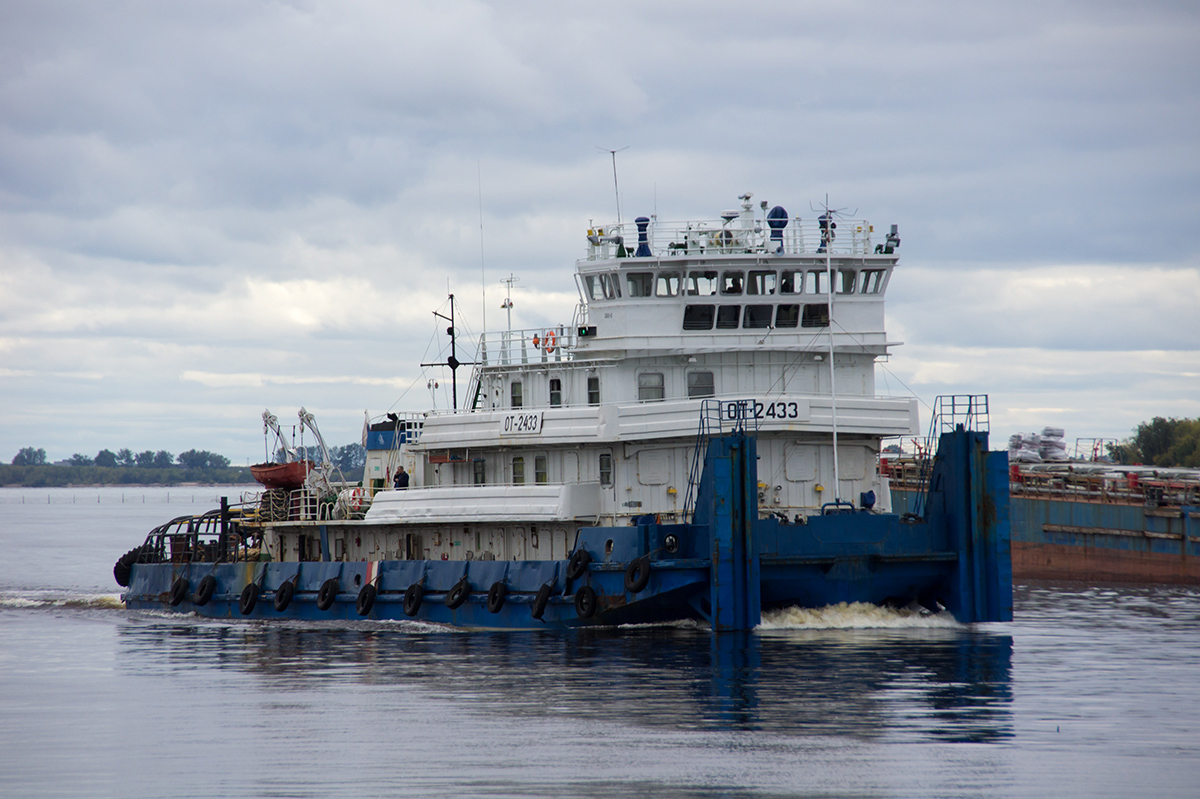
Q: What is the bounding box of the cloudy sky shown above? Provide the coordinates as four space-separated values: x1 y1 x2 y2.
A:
2 0 1197 465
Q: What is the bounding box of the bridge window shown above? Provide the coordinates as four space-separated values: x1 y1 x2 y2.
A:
656 272 680 297
721 271 744 295
802 303 830 327
638 372 665 401
549 378 562 407
512 456 525 485
686 270 718 296
599 452 613 486
510 381 523 408
836 269 857 294
744 305 772 329
683 305 715 330
748 270 776 295
805 270 828 294
587 376 600 406
584 274 604 301
535 455 548 484
603 273 622 299
776 304 800 328
779 270 802 294
716 306 741 329
860 269 887 293
626 272 653 297
687 371 715 398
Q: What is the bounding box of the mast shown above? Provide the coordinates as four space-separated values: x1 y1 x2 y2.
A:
821 207 841 503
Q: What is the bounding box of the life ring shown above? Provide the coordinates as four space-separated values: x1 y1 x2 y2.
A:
624 556 651 593
356 583 376 617
194 574 217 606
403 583 424 617
542 330 556 354
349 487 365 511
273 579 295 612
168 576 188 606
486 581 507 614
574 585 598 619
239 583 260 616
317 578 339 611
444 575 471 610
566 549 591 581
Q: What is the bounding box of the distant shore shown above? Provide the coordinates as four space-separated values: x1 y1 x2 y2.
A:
0 464 255 488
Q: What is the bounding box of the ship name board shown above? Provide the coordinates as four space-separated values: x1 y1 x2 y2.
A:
500 411 544 436
723 399 807 422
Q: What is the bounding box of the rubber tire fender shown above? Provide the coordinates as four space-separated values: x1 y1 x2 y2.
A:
194 574 217 606
273 579 295 612
403 583 423 617
444 575 470 610
317 578 339 611
531 583 553 621
486 581 507 614
574 585 598 619
624 556 651 593
168 576 189 607
239 583 260 616
114 545 147 587
356 583 377 617
566 549 591 581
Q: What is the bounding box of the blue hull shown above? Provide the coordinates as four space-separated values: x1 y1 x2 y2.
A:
122 428 1013 629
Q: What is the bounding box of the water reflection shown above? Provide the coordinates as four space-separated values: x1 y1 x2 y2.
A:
117 618 1012 743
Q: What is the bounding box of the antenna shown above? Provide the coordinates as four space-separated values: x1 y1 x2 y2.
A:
477 160 486 335
597 145 629 226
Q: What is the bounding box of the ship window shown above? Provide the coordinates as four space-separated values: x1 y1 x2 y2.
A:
549 378 562 407
748 270 776 295
806 270 828 294
744 305 772 329
626 272 654 298
860 269 887 294
687 371 714 398
510 381 523 408
721 271 744 295
535 455 548 484
656 272 681 297
584 274 604 301
587 375 600 406
779 270 801 295
836 269 857 294
638 372 665 401
599 453 612 486
686 270 718 296
512 456 525 484
802 303 830 327
716 306 741 329
473 459 486 485
776 304 800 328
602 273 621 300
683 304 715 330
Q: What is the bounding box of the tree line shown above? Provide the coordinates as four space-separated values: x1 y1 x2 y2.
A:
3 443 366 487
1107 417 1200 468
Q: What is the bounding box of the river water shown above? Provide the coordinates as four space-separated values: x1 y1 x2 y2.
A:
1 486 1197 798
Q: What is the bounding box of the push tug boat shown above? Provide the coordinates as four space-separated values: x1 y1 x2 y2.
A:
114 194 1012 629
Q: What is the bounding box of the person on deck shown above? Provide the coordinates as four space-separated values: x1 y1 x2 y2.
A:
394 466 410 489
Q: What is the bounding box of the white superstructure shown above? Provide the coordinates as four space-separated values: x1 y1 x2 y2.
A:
360 193 915 543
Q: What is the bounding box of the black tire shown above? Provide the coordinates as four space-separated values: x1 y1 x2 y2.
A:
444 576 470 610
566 549 591 580
531 583 552 620
239 583 260 616
624 556 651 593
403 583 423 617
194 574 216 606
168 576 188 606
317 578 339 611
273 579 295 612
113 545 142 587
356 583 377 617
575 585 598 619
486 581 507 614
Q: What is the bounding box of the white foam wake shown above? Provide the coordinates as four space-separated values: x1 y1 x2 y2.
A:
0 591 125 611
758 601 962 630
